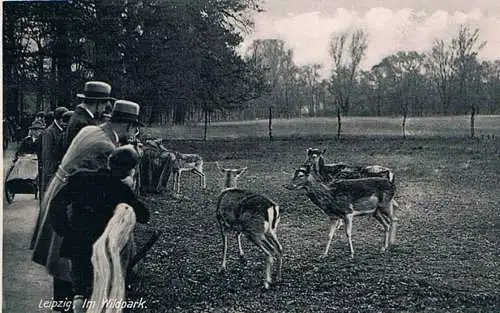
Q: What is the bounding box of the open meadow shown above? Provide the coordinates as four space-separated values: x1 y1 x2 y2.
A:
129 116 500 312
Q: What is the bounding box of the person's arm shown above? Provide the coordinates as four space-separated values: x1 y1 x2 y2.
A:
49 182 73 236
118 184 150 224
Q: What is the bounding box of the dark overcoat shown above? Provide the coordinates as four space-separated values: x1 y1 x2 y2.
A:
39 122 65 199
49 169 149 258
31 123 119 280
62 104 97 151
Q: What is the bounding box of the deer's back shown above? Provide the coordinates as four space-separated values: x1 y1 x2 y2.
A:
217 188 279 231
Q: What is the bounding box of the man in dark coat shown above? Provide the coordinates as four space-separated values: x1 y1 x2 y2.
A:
31 100 143 311
62 81 114 151
38 107 69 201
49 145 149 310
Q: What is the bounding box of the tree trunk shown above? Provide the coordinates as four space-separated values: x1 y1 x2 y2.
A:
204 109 208 141
336 107 342 140
402 112 407 139
37 51 44 111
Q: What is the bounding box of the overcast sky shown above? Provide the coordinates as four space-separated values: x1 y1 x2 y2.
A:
241 0 500 75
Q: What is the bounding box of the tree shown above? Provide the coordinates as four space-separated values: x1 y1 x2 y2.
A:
328 29 368 138
373 51 425 138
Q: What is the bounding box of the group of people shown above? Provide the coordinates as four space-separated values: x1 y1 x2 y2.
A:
28 81 150 313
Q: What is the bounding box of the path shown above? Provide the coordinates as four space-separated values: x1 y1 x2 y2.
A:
3 146 52 313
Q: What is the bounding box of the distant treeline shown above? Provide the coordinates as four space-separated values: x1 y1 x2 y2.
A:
3 1 499 126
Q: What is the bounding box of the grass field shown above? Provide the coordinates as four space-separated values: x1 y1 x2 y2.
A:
129 116 500 313
142 115 500 140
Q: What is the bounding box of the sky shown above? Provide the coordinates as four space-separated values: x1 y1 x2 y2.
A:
241 0 500 75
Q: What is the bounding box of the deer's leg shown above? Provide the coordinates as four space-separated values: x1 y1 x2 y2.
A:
247 233 275 290
176 171 182 194
266 230 283 283
324 218 342 256
237 232 245 260
193 169 206 189
172 171 180 194
344 214 355 259
374 210 390 252
219 226 229 272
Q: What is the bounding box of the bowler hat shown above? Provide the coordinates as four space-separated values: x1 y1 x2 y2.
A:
77 81 114 100
62 111 74 123
110 100 144 126
54 107 69 120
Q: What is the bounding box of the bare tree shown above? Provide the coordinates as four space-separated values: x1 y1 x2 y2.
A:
328 29 368 138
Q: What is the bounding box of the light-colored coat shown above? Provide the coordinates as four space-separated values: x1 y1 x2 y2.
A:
31 124 119 280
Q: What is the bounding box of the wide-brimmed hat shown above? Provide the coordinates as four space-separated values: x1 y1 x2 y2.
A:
110 100 144 126
77 81 115 100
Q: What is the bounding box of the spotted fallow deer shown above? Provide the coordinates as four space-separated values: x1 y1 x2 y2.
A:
215 162 282 289
285 164 397 258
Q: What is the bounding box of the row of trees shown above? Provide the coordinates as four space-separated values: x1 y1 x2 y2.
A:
246 26 500 120
4 1 499 136
3 0 266 126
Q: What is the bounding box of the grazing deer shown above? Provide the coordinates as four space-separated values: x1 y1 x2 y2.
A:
305 148 395 183
216 163 282 289
285 165 397 258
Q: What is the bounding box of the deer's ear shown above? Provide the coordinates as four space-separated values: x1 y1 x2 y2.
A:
322 148 327 155
307 148 313 155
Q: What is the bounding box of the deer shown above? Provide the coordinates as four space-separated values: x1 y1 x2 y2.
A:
304 148 399 212
170 151 206 194
215 162 283 290
151 141 206 194
284 164 397 259
304 148 395 183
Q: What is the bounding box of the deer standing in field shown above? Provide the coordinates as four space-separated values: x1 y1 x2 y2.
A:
285 165 397 258
170 151 206 194
304 148 395 183
304 148 399 218
152 141 206 194
215 162 283 289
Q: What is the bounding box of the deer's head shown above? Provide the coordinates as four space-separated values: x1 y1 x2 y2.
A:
284 165 314 190
304 148 326 173
216 162 247 189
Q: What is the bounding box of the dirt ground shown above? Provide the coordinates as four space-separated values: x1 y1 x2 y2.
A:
3 146 52 313
128 136 499 313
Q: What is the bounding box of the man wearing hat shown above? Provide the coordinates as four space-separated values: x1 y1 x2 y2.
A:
31 100 143 308
38 107 69 201
63 81 114 151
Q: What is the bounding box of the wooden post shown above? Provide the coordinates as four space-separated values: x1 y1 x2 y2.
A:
268 106 273 141
470 105 475 138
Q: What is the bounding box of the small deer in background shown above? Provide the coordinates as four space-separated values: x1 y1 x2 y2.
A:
285 165 397 258
171 152 206 194
215 162 283 289
305 148 395 183
154 142 206 194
